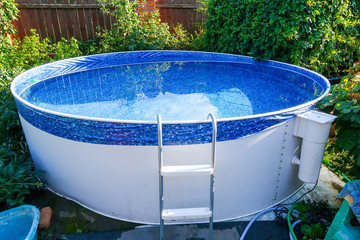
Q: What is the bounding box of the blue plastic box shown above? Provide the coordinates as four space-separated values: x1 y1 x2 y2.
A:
0 205 40 240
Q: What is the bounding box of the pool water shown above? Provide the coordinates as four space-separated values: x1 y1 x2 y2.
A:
21 61 324 121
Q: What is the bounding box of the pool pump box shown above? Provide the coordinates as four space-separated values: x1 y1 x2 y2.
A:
292 110 337 183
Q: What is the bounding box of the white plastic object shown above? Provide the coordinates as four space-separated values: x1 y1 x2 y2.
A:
293 110 337 183
162 207 212 221
161 165 214 177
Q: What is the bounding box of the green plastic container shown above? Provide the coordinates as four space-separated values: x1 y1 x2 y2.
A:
325 200 360 240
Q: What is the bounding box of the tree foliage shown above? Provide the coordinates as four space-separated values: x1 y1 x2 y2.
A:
97 0 194 52
318 63 360 171
202 0 360 77
0 30 83 208
0 0 19 51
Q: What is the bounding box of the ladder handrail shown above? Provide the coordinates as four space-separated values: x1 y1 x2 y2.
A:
157 114 164 240
208 113 217 240
208 113 217 170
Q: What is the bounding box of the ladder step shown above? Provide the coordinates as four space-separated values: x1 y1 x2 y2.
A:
162 207 212 221
161 165 213 177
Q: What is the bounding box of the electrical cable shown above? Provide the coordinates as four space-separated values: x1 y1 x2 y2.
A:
328 76 344 85
280 180 318 206
273 206 289 226
328 77 344 81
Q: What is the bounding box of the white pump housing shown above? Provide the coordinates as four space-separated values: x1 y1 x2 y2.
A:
293 110 337 183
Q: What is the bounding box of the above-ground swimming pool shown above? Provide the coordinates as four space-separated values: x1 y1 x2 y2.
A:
11 51 333 224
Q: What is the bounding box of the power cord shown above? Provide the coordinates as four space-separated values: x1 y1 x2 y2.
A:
280 180 318 206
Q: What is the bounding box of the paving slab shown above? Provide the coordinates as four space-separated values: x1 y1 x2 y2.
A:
57 221 290 240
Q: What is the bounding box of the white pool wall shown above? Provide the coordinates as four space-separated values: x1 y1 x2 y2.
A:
20 115 304 224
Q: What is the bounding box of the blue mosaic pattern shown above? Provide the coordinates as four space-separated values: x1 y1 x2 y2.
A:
19 61 323 121
12 51 329 95
11 51 330 146
16 100 312 145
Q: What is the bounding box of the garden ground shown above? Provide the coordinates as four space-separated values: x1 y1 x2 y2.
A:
2 1 360 239
26 165 345 239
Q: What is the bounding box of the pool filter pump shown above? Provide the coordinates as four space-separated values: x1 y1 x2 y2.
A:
292 110 337 183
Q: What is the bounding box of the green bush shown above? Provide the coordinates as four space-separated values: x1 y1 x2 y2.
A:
0 68 23 151
1 30 83 70
0 30 84 208
0 0 18 51
0 66 43 209
97 0 196 52
0 148 43 208
53 37 83 60
202 0 360 77
295 201 337 239
318 63 360 179
1 30 54 69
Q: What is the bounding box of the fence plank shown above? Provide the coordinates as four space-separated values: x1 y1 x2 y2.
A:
43 0 55 40
49 0 62 41
14 8 26 39
76 0 87 42
40 0 51 39
157 0 205 32
82 0 94 40
23 8 35 36
56 2 69 39
64 0 74 39
97 6 105 31
34 2 47 38
69 1 81 41
103 10 112 30
91 5 99 38
41 8 53 40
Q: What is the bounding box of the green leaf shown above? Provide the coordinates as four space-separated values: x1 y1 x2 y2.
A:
352 106 360 113
351 114 360 124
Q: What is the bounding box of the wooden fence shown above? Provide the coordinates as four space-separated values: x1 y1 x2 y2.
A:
15 0 116 42
14 0 205 42
157 0 205 32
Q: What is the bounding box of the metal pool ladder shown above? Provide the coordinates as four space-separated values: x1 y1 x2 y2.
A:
157 113 217 240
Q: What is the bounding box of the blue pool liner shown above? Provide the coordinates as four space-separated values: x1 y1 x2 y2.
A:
12 51 329 96
11 51 330 146
16 101 312 145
